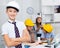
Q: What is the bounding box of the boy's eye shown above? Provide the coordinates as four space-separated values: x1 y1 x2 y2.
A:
9 10 12 12
14 11 17 13
9 10 17 13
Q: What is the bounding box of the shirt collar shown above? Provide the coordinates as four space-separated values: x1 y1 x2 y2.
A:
8 19 17 23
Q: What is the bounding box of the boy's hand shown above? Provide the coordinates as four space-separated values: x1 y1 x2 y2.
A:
34 41 42 46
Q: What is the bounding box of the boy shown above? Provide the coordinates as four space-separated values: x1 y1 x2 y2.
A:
1 1 30 48
41 24 55 42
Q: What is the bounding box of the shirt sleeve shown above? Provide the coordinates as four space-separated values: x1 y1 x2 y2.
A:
22 22 26 30
40 31 45 38
51 32 55 38
1 24 8 35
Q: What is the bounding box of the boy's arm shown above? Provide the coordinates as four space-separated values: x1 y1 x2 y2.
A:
3 29 31 47
11 29 31 42
3 34 22 47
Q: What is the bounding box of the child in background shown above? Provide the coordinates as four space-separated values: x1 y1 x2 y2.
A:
24 19 40 48
34 17 43 40
34 17 42 32
41 24 55 42
25 19 35 43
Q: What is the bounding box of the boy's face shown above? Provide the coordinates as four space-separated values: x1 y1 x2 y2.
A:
6 8 18 20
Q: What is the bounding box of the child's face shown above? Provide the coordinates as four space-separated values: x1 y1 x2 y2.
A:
37 18 42 23
6 8 18 20
27 26 33 31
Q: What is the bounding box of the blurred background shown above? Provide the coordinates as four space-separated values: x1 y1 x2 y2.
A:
0 0 60 48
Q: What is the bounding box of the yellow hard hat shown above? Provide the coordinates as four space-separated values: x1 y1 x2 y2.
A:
43 24 53 33
25 19 34 26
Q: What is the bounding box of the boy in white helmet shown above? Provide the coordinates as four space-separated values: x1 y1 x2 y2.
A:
1 1 30 48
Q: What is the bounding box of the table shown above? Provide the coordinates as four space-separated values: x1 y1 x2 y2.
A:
23 42 51 48
29 44 49 48
23 41 54 48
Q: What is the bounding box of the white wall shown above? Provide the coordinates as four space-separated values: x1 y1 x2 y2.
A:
41 0 60 22
19 0 40 22
54 13 60 22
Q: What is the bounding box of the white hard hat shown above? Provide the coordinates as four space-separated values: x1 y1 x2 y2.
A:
6 1 20 12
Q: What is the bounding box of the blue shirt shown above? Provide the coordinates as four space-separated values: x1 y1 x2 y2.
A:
41 31 55 39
